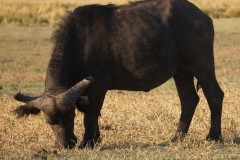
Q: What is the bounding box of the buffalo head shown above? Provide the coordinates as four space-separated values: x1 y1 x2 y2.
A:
13 77 94 149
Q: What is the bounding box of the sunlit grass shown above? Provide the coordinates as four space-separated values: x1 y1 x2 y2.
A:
0 0 129 26
190 0 240 18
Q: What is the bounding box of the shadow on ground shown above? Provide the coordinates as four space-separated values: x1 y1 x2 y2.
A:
99 141 171 150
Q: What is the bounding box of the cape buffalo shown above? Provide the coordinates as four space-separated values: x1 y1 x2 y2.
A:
14 0 224 149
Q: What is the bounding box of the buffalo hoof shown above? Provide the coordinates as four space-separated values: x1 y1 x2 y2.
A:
54 143 76 149
171 132 186 142
53 138 77 149
206 134 223 142
79 138 101 149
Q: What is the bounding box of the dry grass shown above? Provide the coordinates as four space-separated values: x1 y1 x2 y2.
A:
0 0 128 26
0 0 240 26
190 0 240 18
0 15 240 160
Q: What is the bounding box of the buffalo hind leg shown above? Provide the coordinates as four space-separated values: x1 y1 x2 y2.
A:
195 71 224 141
172 73 199 142
79 87 107 149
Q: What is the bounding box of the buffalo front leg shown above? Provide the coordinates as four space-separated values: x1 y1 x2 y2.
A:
79 112 101 149
79 86 107 149
172 73 199 142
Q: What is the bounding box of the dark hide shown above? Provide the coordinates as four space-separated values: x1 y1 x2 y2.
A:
75 97 90 112
14 0 224 149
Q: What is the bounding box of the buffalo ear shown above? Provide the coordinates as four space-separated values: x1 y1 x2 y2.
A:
13 105 41 118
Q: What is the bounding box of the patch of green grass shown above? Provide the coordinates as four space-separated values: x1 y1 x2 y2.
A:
1 14 49 26
0 82 44 96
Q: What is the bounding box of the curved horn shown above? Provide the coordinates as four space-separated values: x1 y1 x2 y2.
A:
58 76 94 106
14 91 41 103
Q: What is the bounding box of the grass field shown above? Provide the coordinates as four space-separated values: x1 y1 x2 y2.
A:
0 0 240 25
0 1 240 159
0 18 240 159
